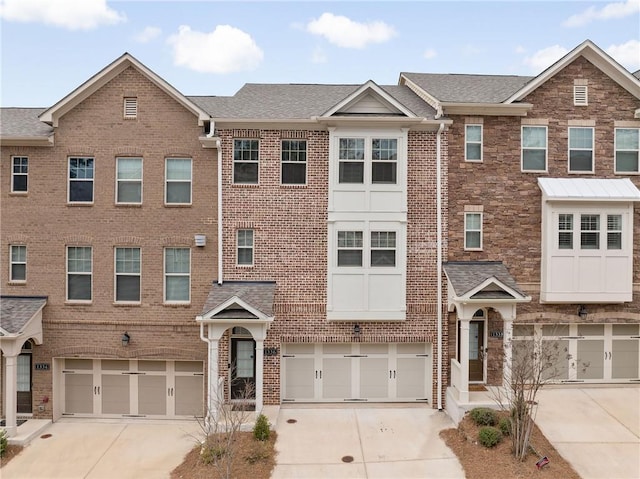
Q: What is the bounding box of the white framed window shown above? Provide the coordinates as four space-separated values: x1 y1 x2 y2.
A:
607 214 622 250
237 229 254 266
115 247 141 302
465 125 482 162
558 213 573 249
371 138 397 183
11 156 28 192
464 212 482 250
574 85 588 106
337 231 363 266
370 231 396 266
123 97 137 119
233 139 259 184
615 128 639 174
164 247 190 303
68 157 94 203
580 214 600 249
281 140 306 184
338 138 365 183
67 246 92 301
568 127 594 173
10 245 26 282
116 158 142 204
165 158 192 204
522 126 547 171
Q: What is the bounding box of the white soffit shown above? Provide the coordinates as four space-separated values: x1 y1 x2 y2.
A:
538 177 640 201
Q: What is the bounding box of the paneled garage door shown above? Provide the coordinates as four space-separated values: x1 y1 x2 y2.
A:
282 343 431 403
60 359 203 418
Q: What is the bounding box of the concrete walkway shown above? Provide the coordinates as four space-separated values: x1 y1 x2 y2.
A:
271 406 465 479
536 386 640 479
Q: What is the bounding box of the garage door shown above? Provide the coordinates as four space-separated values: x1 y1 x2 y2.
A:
61 359 203 418
282 343 431 403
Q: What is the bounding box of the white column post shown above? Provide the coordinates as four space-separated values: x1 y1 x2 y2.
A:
254 339 264 413
503 318 514 401
4 355 18 437
207 336 220 426
459 319 470 403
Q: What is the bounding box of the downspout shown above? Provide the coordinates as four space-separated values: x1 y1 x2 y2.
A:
436 121 445 410
211 124 223 285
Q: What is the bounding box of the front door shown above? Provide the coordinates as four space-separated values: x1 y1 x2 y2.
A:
230 339 256 400
17 352 32 414
469 321 485 382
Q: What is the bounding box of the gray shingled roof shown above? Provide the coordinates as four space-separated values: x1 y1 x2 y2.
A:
201 281 276 318
401 73 534 103
443 261 526 298
634 69 640 80
0 296 47 335
0 108 52 138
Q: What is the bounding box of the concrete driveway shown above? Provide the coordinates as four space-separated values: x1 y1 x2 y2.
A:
1 419 201 479
271 405 465 479
535 386 640 479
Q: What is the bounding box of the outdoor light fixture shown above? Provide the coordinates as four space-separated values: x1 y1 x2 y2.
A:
577 305 588 320
353 324 361 335
122 332 130 347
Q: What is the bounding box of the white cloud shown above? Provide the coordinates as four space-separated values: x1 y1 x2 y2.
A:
167 25 263 74
563 0 640 27
523 45 569 71
0 0 125 30
515 45 526 54
311 47 328 64
134 26 161 43
306 12 395 49
423 48 437 60
607 39 640 70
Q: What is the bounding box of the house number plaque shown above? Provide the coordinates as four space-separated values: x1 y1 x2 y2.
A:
263 347 279 356
34 363 50 370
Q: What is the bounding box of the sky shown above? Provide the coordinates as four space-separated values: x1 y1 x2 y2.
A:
1 0 639 107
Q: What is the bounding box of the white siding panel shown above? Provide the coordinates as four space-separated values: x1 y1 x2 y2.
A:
333 275 365 311
369 274 403 311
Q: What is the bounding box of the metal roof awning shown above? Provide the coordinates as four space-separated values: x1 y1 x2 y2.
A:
538 178 640 202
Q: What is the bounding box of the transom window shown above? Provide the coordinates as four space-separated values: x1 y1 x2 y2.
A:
338 138 365 183
580 214 600 249
68 157 94 203
464 213 482 250
465 125 482 162
165 158 192 204
164 247 190 303
568 127 594 173
615 128 639 173
10 245 26 282
67 246 92 301
237 229 254 266
281 140 307 184
371 139 397 183
370 231 396 266
337 231 363 266
115 247 141 302
522 126 547 171
116 158 142 204
234 139 259 184
11 157 28 192
558 214 573 249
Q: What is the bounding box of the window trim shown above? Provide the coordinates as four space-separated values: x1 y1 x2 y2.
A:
464 124 483 162
9 245 27 282
568 127 594 174
123 97 137 119
116 157 143 204
233 139 260 185
163 247 191 304
464 212 483 251
614 128 640 175
337 230 364 267
370 231 396 267
236 229 254 266
580 214 600 250
521 125 548 172
11 156 28 193
338 137 366 184
607 214 622 250
165 158 192 205
66 246 93 302
281 139 307 185
574 85 588 106
68 157 95 204
114 247 141 303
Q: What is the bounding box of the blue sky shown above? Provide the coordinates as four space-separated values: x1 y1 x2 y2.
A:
1 0 639 107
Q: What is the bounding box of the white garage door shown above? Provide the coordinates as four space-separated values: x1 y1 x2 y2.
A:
61 359 203 418
282 343 431 403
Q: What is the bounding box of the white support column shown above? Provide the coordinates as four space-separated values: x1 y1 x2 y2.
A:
459 319 470 403
4 355 18 437
207 336 220 425
503 318 514 400
254 339 264 413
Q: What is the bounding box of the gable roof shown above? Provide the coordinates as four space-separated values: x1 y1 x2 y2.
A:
200 281 276 319
443 261 528 300
39 53 210 127
0 296 47 336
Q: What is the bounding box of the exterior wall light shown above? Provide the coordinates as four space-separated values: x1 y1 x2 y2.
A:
122 332 131 346
353 324 361 335
577 305 588 320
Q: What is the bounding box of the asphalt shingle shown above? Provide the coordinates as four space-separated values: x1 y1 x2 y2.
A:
0 108 52 138
201 281 276 318
0 296 47 335
443 261 526 298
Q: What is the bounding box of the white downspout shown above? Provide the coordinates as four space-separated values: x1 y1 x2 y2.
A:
436 121 445 410
215 137 223 285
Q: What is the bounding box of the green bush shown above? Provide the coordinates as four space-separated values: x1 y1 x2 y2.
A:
469 407 497 426
0 429 7 457
498 417 511 436
200 442 226 465
253 413 270 441
478 426 503 448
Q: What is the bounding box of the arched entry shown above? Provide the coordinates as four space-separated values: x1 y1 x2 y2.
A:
18 341 33 414
230 327 256 400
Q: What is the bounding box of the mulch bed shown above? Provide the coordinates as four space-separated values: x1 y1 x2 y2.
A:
0 445 24 468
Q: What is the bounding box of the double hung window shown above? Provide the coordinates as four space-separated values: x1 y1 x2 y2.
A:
615 128 639 173
164 247 190 302
522 126 547 171
10 245 26 282
67 246 92 301
68 157 94 203
568 127 594 172
165 158 192 204
281 140 307 184
116 158 142 203
234 140 259 184
465 125 482 162
237 230 254 266
464 213 482 250
11 157 28 192
115 247 141 302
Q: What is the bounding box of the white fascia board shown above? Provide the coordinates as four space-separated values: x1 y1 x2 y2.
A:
0 135 54 146
326 310 406 321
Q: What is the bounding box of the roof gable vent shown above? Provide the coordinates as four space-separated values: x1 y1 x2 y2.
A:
574 85 588 106
124 97 138 118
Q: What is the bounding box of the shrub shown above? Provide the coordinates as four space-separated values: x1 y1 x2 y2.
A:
200 441 226 465
478 426 503 448
499 416 511 436
469 407 497 426
0 429 7 457
253 413 270 441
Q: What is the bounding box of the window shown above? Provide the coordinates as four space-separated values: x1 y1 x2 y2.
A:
281 140 306 184
371 231 396 266
522 126 547 171
68 157 94 203
574 85 588 106
237 229 254 266
580 214 599 249
465 125 482 162
67 246 92 301
607 214 622 250
371 139 397 183
568 127 594 172
464 213 482 250
337 231 363 266
165 158 192 204
116 158 142 203
115 247 141 302
338 138 365 183
11 157 28 192
10 245 26 282
233 140 259 184
615 128 639 173
124 97 137 118
164 247 190 302
558 214 573 249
